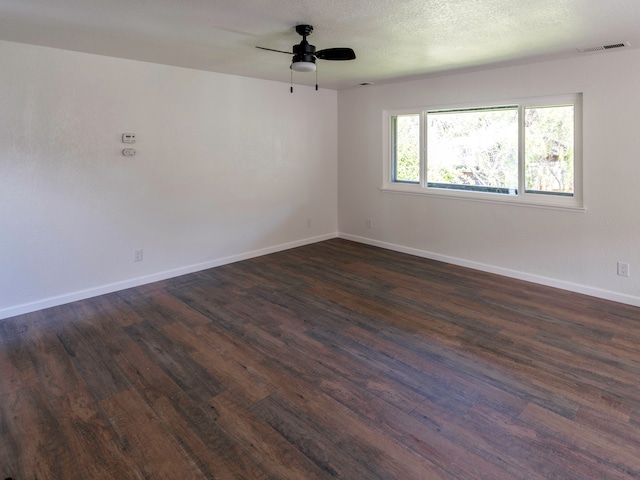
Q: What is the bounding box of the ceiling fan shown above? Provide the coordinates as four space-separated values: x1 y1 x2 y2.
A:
257 24 356 90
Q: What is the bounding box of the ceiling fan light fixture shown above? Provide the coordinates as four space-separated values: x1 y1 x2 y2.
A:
291 53 316 72
291 61 316 72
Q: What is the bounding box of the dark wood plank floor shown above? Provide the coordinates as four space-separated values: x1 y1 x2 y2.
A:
2 238 640 479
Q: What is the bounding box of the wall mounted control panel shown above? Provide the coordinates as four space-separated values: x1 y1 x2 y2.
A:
122 133 137 156
122 133 136 144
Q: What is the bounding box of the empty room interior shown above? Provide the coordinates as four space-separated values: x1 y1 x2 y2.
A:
2 0 640 478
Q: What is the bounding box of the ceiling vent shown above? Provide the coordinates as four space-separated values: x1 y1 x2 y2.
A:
578 41 630 53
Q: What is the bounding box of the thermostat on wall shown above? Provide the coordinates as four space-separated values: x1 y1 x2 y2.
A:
122 133 136 144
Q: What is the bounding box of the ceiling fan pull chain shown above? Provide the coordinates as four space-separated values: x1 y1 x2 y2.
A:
290 69 293 93
316 68 318 91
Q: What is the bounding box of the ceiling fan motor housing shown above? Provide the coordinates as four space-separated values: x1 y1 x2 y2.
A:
293 39 316 63
293 41 315 55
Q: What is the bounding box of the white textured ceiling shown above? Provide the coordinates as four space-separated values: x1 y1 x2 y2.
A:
1 0 639 89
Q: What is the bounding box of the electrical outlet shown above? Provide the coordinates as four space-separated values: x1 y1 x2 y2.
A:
134 249 144 262
366 219 373 228
617 261 629 277
306 218 312 228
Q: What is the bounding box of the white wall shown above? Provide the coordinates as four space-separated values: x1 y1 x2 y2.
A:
0 40 338 319
3 39 639 319
338 49 640 306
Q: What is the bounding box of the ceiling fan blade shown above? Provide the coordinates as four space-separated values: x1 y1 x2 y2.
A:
315 48 356 61
256 46 293 55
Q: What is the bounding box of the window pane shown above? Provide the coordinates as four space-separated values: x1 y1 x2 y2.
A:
525 105 574 196
427 108 518 194
392 114 420 183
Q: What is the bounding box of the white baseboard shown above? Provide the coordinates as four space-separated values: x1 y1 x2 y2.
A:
338 233 640 308
3 231 638 321
0 233 338 321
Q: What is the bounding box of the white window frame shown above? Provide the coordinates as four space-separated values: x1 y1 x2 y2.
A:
382 94 584 211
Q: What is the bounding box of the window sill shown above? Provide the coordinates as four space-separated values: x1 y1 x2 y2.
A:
380 185 586 213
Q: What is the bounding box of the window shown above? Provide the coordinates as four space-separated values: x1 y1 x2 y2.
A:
524 105 575 196
384 94 582 209
392 114 421 183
